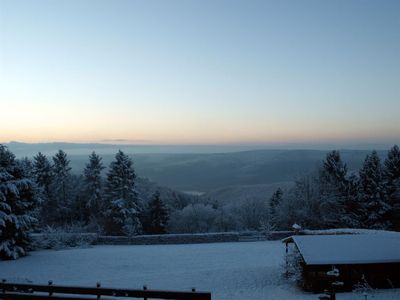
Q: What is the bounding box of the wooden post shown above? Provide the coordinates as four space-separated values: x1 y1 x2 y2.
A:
143 285 147 300
96 282 101 299
48 280 53 297
2 279 6 295
285 242 289 278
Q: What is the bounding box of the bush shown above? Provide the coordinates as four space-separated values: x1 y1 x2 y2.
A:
285 244 304 284
168 203 218 233
30 226 97 250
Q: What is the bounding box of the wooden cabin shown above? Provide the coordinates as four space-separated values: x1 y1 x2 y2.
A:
283 233 400 292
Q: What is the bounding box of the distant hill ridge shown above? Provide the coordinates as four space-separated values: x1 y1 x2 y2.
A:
4 142 391 197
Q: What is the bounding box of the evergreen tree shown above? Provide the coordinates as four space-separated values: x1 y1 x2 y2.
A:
143 191 169 234
346 173 363 227
32 152 53 224
33 152 53 193
269 188 283 229
83 152 105 222
68 174 87 224
104 150 141 236
320 151 347 187
383 145 400 230
319 151 353 227
51 150 72 224
0 145 38 260
359 151 390 229
19 157 33 178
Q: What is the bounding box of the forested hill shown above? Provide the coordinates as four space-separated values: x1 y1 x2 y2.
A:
7 142 388 193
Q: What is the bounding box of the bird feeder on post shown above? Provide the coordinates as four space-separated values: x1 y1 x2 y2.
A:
325 266 343 300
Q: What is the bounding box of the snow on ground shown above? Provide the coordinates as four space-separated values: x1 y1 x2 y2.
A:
0 241 399 300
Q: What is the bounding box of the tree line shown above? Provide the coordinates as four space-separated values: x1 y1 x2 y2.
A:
269 145 400 231
0 146 169 259
1 144 399 260
36 149 170 236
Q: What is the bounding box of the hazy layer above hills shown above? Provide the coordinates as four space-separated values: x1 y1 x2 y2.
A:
5 141 287 156
5 141 394 156
6 142 388 197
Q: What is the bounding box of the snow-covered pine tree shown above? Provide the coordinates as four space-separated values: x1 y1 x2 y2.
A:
19 157 33 178
0 145 38 260
68 173 87 224
103 150 141 236
320 151 347 187
33 152 53 192
83 152 105 222
359 151 390 229
346 173 363 227
143 191 169 234
269 188 283 229
383 145 400 230
51 150 72 224
319 150 354 227
32 152 54 224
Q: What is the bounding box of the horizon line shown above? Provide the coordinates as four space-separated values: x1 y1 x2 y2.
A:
2 140 398 152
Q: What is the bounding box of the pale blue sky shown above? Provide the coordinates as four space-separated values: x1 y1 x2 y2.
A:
0 0 399 146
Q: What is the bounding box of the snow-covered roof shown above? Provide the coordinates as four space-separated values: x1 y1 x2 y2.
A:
287 234 400 265
300 228 399 235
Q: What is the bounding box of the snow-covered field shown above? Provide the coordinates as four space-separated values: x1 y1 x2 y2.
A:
0 241 399 300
